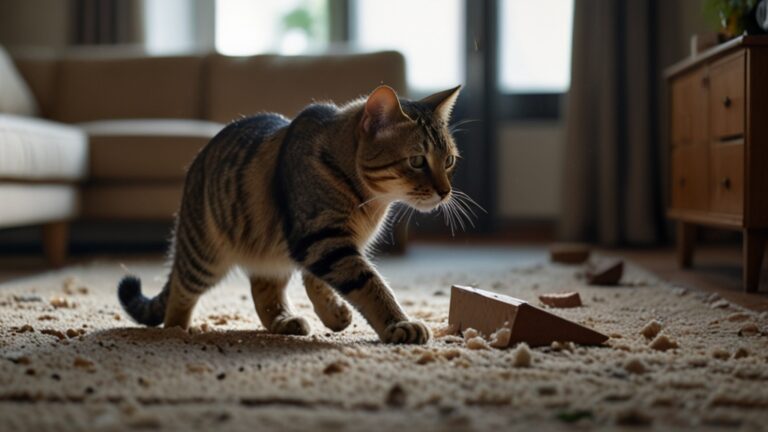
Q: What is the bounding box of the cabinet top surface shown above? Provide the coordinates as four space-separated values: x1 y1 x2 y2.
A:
665 35 768 79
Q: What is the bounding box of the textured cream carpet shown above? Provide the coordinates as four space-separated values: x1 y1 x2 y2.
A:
1 246 768 431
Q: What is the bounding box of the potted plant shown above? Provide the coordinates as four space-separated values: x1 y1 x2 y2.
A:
705 0 761 39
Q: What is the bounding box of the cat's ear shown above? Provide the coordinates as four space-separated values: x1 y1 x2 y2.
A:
362 85 408 136
420 85 461 123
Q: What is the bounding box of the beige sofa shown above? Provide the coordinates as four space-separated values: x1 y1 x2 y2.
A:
1 47 406 264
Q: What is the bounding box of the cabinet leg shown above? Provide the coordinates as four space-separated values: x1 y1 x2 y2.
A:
42 221 69 268
676 222 696 268
743 229 767 293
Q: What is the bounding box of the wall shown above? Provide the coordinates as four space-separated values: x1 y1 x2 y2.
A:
496 121 563 219
0 0 71 48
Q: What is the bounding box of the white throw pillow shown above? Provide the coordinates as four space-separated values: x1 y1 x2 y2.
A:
0 46 38 116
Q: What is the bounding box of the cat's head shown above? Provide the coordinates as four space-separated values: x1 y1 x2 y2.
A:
357 85 461 212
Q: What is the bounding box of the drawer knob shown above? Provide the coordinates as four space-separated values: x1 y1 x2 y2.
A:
721 177 732 189
723 96 732 108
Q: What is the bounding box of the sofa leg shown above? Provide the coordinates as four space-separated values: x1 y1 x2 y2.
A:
42 221 69 267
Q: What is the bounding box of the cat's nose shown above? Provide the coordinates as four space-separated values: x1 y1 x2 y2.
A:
437 188 451 199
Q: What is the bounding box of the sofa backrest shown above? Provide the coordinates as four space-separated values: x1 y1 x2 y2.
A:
13 50 407 124
204 51 406 122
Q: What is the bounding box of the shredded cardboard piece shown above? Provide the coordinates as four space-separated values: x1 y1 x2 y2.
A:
538 292 582 308
511 343 532 367
641 320 663 339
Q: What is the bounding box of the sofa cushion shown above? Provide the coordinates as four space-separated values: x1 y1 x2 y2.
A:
0 184 78 228
204 51 407 122
0 114 87 181
0 46 38 116
79 119 223 181
54 55 204 123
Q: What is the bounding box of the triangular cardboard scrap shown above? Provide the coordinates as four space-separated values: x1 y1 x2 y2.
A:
448 285 608 347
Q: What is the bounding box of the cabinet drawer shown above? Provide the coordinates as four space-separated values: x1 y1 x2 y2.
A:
671 70 709 146
671 146 709 210
709 52 745 139
710 142 744 215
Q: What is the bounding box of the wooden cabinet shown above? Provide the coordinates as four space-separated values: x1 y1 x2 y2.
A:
666 36 768 292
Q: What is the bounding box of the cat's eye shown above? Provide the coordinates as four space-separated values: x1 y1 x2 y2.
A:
409 155 426 169
445 155 456 168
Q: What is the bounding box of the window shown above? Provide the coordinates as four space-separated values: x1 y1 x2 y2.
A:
215 0 329 56
498 0 573 93
354 0 464 92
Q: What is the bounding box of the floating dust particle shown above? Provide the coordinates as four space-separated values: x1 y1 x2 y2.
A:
40 329 66 340
649 333 678 351
511 343 532 367
623 358 646 374
640 320 663 339
465 336 489 350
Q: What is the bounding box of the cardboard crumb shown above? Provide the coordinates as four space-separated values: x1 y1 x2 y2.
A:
440 348 462 360
512 343 532 367
15 325 34 333
733 347 749 359
73 357 95 369
50 296 74 309
385 384 406 408
462 328 480 340
623 358 646 374
737 323 759 336
13 294 42 303
113 313 121 321
615 408 652 426
433 324 458 338
640 320 663 339
711 348 731 360
323 361 347 375
40 329 66 340
65 329 80 339
186 363 212 374
726 313 751 322
38 315 57 321
489 327 512 349
551 341 575 352
711 299 730 309
649 333 678 351
538 292 582 308
416 352 436 365
466 336 489 350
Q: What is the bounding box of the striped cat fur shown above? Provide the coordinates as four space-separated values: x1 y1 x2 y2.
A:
118 85 464 344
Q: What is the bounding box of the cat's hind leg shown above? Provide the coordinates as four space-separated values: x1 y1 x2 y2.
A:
250 275 310 336
303 272 353 332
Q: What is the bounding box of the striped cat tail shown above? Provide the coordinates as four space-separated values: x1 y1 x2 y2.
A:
117 275 169 327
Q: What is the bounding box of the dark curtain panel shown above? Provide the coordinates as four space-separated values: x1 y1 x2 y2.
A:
560 0 663 246
72 0 139 45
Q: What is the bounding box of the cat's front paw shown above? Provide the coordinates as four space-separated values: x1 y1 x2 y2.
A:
271 316 311 336
381 320 431 344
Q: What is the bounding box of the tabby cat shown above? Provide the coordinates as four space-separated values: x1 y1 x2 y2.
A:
118 85 465 344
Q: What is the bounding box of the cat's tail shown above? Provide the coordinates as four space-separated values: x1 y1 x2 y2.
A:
118 275 169 327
